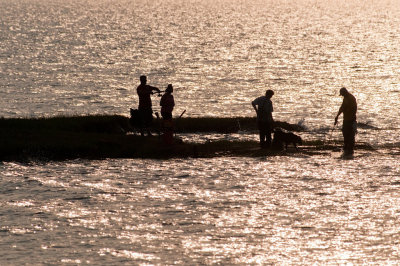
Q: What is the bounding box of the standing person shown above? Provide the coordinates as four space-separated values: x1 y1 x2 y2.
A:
137 75 161 136
334 87 357 156
252 90 274 148
160 84 175 120
160 84 175 144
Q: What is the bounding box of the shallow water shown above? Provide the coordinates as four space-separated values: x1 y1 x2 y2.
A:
1 154 400 264
1 0 400 264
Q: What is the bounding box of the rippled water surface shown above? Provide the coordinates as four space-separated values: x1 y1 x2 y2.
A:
1 155 400 264
1 0 400 128
1 0 400 264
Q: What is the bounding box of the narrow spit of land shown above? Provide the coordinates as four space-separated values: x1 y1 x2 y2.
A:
0 115 375 161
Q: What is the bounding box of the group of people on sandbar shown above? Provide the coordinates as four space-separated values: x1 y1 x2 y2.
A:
134 75 358 155
135 75 175 140
252 87 357 156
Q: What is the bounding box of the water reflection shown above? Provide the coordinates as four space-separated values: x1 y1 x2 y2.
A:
1 0 400 135
1 0 400 264
2 154 400 264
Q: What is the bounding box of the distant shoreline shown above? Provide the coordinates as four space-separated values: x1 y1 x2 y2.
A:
0 115 375 162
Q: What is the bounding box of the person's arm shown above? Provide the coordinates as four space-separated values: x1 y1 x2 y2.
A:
334 101 344 125
267 102 274 126
151 86 161 94
269 104 274 123
252 100 258 113
146 85 160 94
160 95 164 106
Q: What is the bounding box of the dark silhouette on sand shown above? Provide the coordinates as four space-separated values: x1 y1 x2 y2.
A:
160 84 175 120
272 128 302 151
252 90 274 148
335 87 357 156
160 84 175 144
136 75 161 136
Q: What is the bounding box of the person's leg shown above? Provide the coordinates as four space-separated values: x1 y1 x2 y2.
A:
265 123 272 148
348 121 356 154
143 109 153 136
342 121 355 155
161 112 172 120
257 120 266 148
348 131 355 154
342 126 347 152
138 109 145 137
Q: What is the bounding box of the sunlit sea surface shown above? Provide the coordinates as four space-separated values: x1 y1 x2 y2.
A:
1 0 400 264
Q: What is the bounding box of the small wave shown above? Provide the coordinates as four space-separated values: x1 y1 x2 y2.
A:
305 121 379 134
64 196 91 201
305 126 331 134
357 122 379 130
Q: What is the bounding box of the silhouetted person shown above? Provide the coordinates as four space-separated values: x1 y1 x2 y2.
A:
252 90 274 148
137 75 161 136
160 84 175 144
335 87 357 156
160 84 175 120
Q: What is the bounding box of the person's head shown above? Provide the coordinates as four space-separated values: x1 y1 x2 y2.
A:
340 87 348 96
265 89 274 98
166 84 173 94
140 75 147 85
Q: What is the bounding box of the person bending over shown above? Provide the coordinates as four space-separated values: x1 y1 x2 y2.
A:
335 87 357 156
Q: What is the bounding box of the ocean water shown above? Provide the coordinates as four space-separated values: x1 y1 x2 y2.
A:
2 155 400 264
1 0 400 264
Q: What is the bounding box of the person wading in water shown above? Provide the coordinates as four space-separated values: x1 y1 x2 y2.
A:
252 90 274 149
334 87 357 156
136 75 161 136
